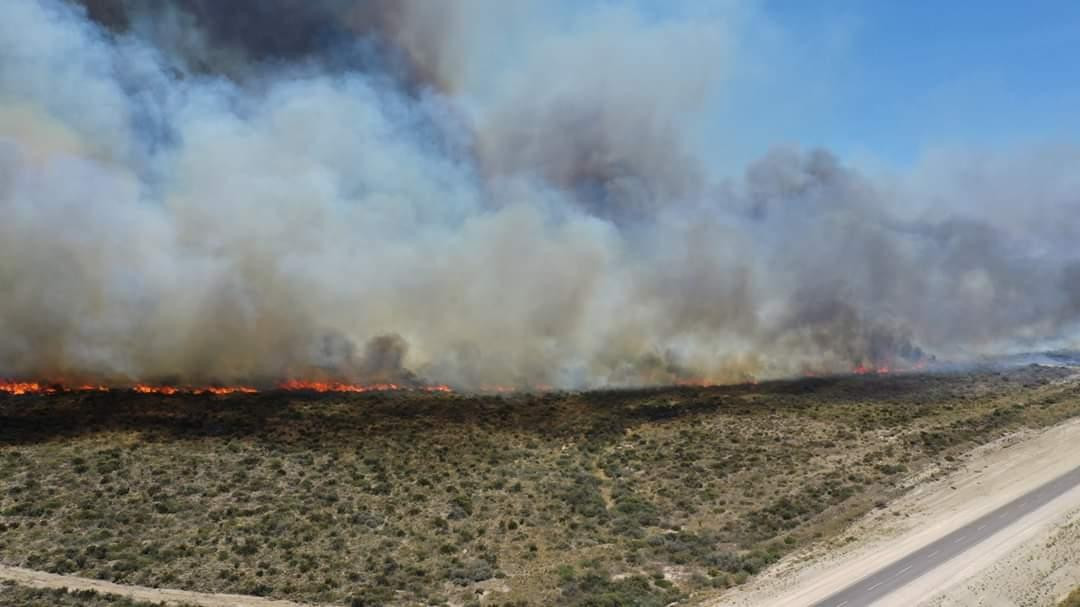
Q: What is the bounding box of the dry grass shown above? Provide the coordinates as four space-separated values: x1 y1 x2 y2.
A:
1 366 1078 606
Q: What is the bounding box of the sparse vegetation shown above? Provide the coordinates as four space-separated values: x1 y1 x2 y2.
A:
1061 587 1080 607
0 581 182 606
1 366 1078 605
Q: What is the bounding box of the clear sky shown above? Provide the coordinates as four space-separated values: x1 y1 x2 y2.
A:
680 1 1080 173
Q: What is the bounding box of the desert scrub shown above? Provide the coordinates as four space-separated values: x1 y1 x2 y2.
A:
1 365 1078 606
1062 587 1080 607
558 571 684 606
0 581 190 606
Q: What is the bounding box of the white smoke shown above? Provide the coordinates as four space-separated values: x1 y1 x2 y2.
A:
0 0 1078 389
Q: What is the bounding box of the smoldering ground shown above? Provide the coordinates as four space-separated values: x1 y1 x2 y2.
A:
0 0 1078 389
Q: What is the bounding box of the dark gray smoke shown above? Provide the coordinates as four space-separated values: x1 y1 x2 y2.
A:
73 1 441 86
1 0 1078 389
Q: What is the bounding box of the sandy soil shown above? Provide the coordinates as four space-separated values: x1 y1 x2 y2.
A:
710 394 1080 607
0 564 314 607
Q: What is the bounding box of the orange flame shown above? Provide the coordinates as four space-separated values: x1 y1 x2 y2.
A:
133 384 179 395
277 380 401 393
132 385 259 395
200 386 259 395
1 379 453 396
0 381 44 395
423 384 454 393
75 384 110 392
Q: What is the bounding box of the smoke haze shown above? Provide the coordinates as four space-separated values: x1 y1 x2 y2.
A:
1 0 1078 389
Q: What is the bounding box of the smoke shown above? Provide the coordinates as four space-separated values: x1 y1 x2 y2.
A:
1 0 1078 389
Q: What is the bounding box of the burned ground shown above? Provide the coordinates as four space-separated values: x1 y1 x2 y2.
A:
1 366 1078 606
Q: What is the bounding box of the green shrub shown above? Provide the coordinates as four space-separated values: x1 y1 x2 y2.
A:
559 573 683 607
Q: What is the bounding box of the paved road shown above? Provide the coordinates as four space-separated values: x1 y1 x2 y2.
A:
811 464 1080 607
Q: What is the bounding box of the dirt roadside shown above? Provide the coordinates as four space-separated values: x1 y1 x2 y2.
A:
710 391 1080 607
0 565 314 607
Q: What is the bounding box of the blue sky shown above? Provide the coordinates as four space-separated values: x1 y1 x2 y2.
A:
688 1 1080 173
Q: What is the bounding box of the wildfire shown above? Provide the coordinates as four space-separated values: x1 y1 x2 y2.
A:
133 385 179 395
853 364 895 375
277 380 452 393
852 360 929 376
77 384 110 392
0 379 453 396
0 381 44 395
131 385 258 396
278 379 400 393
803 359 932 378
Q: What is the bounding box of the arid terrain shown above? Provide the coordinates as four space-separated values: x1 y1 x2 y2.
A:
2 365 1080 606
716 377 1080 607
0 582 175 607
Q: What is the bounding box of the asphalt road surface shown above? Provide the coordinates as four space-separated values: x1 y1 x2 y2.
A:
811 464 1080 607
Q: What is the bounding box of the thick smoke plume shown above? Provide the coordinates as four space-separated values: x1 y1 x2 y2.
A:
1 0 1078 389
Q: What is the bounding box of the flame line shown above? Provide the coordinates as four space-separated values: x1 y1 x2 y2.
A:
0 380 454 396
